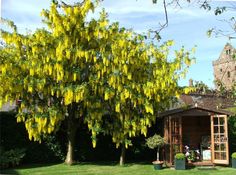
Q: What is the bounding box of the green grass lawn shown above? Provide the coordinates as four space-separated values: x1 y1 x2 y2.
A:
1 162 236 175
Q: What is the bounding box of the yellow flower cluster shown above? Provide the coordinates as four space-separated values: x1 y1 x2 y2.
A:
64 88 73 105
0 0 194 148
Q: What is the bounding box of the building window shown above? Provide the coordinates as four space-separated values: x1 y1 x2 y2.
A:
226 49 231 55
227 71 230 78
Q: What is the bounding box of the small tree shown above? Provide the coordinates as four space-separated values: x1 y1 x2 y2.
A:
146 134 165 163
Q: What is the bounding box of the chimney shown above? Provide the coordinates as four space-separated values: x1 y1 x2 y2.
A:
189 79 193 87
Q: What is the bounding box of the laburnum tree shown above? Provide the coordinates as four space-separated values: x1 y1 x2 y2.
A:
0 0 194 165
98 38 194 165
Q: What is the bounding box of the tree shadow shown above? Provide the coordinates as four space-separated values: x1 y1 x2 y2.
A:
0 168 20 175
0 163 58 174
76 161 118 166
73 161 151 167
16 163 58 170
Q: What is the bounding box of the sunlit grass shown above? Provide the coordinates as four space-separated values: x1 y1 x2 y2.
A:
1 162 236 175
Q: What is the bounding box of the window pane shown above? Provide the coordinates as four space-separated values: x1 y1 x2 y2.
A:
215 152 221 159
220 135 227 142
219 117 225 125
214 143 220 151
214 126 219 133
222 152 226 160
172 136 180 144
220 144 226 151
220 126 225 133
214 135 220 143
214 117 218 125
173 144 180 153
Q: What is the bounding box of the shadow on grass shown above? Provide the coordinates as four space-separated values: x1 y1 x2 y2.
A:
0 168 20 175
0 163 58 175
76 161 118 166
186 166 195 170
73 160 151 167
15 163 58 170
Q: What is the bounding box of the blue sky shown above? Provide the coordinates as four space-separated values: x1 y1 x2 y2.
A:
1 0 236 88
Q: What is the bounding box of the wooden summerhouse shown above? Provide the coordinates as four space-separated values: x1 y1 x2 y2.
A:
161 105 231 166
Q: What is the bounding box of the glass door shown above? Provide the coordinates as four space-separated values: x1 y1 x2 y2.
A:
211 115 229 164
169 116 182 163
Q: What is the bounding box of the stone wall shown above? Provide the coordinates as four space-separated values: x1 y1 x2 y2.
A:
213 43 236 90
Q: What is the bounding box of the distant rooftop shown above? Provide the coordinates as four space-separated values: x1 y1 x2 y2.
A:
0 102 17 112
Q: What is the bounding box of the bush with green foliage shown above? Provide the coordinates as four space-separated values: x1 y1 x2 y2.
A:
146 134 165 150
175 153 185 160
228 115 236 155
44 135 65 161
0 148 26 169
232 152 236 159
0 112 64 164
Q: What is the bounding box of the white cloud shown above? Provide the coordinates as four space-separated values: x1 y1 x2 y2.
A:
102 0 205 18
2 0 236 88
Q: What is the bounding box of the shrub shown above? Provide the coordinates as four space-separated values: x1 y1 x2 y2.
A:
0 148 26 169
44 135 65 161
146 134 165 150
0 112 64 164
232 152 236 159
175 153 185 160
146 134 165 162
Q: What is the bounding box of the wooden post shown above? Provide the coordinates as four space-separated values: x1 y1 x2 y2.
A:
224 115 229 165
210 115 214 164
169 116 173 164
179 116 183 153
164 117 168 142
163 117 168 164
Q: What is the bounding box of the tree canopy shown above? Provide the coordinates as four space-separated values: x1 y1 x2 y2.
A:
0 0 194 165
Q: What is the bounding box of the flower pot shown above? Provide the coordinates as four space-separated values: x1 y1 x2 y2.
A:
232 158 236 168
153 163 162 170
175 159 186 170
152 161 163 170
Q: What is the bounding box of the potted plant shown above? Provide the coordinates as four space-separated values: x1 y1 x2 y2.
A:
187 151 196 163
175 153 186 170
232 152 236 168
146 134 166 170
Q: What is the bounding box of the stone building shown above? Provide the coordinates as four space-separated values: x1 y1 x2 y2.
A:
213 43 236 90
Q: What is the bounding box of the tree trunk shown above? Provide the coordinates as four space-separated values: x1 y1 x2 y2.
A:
65 111 78 165
157 147 160 161
119 143 126 166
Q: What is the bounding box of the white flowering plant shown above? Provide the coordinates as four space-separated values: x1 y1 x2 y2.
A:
184 145 196 162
